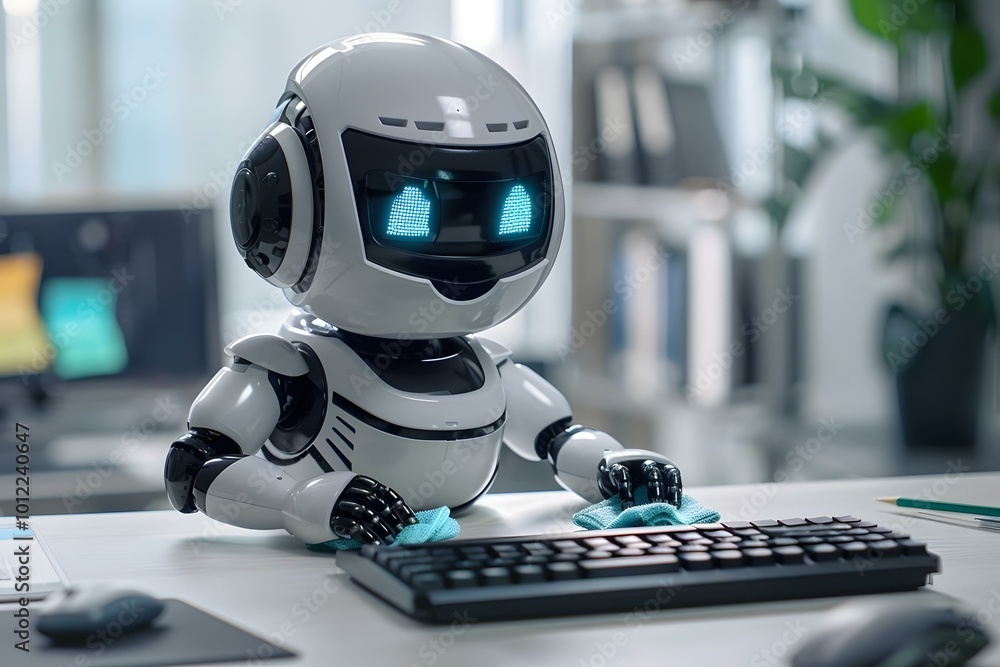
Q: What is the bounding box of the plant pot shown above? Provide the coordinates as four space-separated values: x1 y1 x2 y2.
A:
884 304 990 451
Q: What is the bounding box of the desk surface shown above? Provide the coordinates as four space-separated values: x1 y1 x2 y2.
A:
20 472 1000 666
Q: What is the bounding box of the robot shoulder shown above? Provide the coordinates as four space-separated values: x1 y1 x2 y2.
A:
474 336 513 366
224 333 309 376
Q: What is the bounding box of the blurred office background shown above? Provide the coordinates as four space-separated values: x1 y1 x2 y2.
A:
0 0 998 514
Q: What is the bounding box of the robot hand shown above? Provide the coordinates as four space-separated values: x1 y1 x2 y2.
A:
330 475 418 545
597 449 682 510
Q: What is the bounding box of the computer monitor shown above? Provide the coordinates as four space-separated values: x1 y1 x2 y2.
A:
0 206 219 392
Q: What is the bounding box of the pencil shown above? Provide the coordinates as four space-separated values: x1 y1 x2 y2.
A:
876 496 1000 518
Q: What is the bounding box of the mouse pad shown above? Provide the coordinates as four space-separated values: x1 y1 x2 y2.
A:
1 599 296 666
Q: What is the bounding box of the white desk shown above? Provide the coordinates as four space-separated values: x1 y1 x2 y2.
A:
17 472 1000 666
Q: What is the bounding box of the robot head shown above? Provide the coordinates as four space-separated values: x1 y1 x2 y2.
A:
230 33 564 338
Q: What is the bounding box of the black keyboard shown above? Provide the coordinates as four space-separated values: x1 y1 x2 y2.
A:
336 516 940 623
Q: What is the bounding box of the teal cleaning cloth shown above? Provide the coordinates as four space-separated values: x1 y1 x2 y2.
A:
573 487 721 530
306 506 459 551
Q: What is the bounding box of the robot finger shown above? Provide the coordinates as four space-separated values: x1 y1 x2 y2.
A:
663 464 683 508
642 460 666 505
382 486 418 526
610 463 636 509
332 516 384 545
338 501 397 544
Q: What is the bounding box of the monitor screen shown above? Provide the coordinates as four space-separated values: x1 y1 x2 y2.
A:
0 207 218 386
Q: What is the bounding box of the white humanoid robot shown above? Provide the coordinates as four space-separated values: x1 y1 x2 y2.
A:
164 33 682 545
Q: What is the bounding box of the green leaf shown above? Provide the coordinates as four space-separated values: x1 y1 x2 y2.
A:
950 23 987 91
923 150 958 202
988 88 1000 123
849 0 942 45
876 102 937 152
782 144 815 188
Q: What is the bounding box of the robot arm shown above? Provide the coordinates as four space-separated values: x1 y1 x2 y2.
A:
494 345 682 508
165 334 416 544
163 334 297 513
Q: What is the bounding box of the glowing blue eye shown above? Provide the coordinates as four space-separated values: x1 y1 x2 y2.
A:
386 186 432 238
498 184 532 236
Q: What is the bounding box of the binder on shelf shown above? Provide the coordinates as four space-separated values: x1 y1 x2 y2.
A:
593 65 640 184
632 64 681 186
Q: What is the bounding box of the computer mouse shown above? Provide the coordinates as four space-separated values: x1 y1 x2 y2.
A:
37 585 165 645
791 597 991 667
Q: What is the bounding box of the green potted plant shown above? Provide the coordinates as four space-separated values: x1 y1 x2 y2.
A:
838 0 998 449
768 0 998 450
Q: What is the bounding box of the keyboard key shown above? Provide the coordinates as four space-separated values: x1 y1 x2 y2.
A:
826 536 853 544
678 552 713 570
398 563 438 579
806 516 833 524
648 546 677 555
552 540 579 550
519 555 548 565
552 553 582 562
773 546 805 564
898 540 927 555
583 550 613 559
887 532 910 540
778 518 808 527
584 537 614 548
616 548 647 557
581 554 680 576
743 548 775 566
678 544 709 553
711 551 744 568
486 558 519 568
675 532 706 542
646 533 679 544
740 541 770 549
480 567 511 586
854 521 876 528
734 529 764 538
805 545 839 562
845 528 869 536
797 537 823 545
837 541 869 556
692 523 725 530
771 538 798 547
867 540 901 557
722 521 753 529
710 542 739 551
704 530 733 539
409 572 445 590
446 570 478 588
514 564 545 583
614 535 646 546
867 525 893 534
834 515 860 523
546 562 579 580
751 519 780 528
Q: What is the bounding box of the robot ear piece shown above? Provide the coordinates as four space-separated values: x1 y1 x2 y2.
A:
230 120 315 288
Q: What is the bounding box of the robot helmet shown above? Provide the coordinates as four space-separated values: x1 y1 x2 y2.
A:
229 33 565 338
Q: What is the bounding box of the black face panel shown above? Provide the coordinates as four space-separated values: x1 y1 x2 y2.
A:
342 129 554 301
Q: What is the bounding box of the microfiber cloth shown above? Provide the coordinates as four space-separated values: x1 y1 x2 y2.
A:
306 506 459 551
573 487 721 530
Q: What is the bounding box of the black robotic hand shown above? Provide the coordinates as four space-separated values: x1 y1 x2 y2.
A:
330 475 418 545
597 449 682 509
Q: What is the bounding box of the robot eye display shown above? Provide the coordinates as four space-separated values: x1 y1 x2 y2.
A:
386 186 434 239
497 184 533 238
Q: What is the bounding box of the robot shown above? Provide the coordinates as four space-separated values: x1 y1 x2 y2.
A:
164 34 682 545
